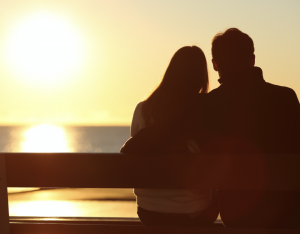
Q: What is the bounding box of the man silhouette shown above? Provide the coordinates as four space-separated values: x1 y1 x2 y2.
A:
121 28 300 228
206 28 300 228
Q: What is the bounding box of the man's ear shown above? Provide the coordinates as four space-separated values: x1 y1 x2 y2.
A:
212 59 219 71
250 54 255 67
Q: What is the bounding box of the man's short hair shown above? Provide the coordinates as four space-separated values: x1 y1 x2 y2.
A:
211 28 254 71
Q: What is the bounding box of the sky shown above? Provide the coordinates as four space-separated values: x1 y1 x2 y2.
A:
0 0 299 126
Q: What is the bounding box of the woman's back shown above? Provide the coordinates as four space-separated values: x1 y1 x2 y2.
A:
131 100 212 214
128 46 219 226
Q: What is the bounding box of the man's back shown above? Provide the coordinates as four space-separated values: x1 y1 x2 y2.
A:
202 67 300 155
204 67 300 228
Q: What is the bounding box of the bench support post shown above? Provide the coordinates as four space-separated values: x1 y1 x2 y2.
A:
0 154 10 234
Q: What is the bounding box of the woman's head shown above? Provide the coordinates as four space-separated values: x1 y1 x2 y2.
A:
161 46 209 95
142 46 209 126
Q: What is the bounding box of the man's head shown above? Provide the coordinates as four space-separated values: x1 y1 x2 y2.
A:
211 28 255 74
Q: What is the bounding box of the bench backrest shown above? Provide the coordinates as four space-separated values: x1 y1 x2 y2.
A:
1 152 300 234
4 153 300 189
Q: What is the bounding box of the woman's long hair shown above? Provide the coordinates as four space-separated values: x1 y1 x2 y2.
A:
141 46 209 126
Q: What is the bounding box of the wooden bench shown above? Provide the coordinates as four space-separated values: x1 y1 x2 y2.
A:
1 153 300 234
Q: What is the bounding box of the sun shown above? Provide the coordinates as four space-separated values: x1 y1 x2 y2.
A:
4 11 86 86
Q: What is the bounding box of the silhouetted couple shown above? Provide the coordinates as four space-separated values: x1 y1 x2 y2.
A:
121 28 300 228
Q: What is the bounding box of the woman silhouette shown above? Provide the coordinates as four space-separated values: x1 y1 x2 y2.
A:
130 46 219 226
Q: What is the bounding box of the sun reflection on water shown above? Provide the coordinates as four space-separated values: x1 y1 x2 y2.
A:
8 200 138 217
9 201 80 217
21 124 71 152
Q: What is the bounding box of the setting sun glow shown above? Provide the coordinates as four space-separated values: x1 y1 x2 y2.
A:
4 11 86 86
0 1 299 126
21 124 71 152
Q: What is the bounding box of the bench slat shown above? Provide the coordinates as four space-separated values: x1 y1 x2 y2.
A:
9 222 300 234
5 153 300 190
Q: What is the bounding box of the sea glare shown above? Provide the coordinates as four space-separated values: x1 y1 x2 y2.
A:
0 125 130 153
4 125 139 217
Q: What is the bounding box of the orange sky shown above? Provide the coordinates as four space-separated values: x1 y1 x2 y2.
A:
0 0 299 125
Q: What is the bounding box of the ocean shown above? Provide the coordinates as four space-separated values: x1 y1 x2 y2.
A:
0 125 130 153
4 125 139 217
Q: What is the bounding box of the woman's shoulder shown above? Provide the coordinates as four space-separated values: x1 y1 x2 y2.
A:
131 101 146 137
135 101 144 109
133 101 145 115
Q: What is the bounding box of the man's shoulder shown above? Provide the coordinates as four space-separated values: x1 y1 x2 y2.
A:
189 93 208 105
208 81 297 97
264 82 298 99
207 87 220 96
265 82 293 92
206 86 226 101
